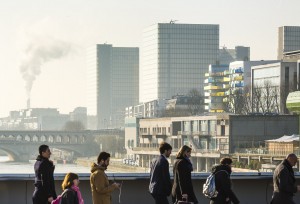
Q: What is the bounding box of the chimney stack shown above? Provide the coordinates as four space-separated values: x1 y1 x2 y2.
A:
27 98 30 109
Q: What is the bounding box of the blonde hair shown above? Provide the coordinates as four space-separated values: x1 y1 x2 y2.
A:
176 145 192 158
61 172 79 190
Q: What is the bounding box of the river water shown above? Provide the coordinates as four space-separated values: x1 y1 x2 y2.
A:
0 156 90 174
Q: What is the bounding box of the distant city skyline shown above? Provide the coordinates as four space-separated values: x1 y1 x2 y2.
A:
0 0 299 117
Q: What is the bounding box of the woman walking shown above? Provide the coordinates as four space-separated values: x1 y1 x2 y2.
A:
172 145 198 204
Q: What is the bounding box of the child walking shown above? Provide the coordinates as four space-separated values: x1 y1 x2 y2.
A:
53 172 84 204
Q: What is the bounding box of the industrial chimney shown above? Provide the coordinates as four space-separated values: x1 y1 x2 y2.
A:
27 98 30 109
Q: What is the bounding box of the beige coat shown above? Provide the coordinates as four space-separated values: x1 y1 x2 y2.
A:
90 163 117 204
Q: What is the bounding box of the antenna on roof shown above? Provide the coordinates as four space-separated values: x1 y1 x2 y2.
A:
170 20 178 24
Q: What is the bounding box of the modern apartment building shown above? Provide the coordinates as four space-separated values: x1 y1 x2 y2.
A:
140 23 219 103
278 26 300 60
87 44 139 129
204 64 230 112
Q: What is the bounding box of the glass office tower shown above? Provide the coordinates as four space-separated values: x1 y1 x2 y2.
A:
140 23 219 103
278 26 300 60
87 44 139 129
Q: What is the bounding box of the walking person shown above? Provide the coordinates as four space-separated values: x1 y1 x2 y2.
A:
32 144 57 204
172 145 198 204
90 151 121 204
210 157 239 204
59 172 84 204
149 142 172 204
271 153 300 204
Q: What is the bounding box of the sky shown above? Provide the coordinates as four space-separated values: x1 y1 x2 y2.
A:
0 0 299 117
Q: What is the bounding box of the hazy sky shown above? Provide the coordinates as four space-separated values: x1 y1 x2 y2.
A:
0 0 299 117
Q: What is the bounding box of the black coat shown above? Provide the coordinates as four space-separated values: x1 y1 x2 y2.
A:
32 155 57 204
61 188 79 204
172 157 198 204
210 164 239 204
149 155 172 196
271 159 297 204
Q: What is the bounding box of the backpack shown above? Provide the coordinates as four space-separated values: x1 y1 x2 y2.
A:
202 170 228 199
51 189 69 204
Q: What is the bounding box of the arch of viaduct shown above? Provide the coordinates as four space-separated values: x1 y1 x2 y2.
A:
0 130 100 162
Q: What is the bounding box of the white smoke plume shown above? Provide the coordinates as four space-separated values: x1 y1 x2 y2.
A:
19 35 74 99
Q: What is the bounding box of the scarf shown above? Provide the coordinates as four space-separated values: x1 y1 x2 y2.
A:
71 185 84 204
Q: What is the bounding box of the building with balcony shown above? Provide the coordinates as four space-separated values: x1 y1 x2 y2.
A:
126 114 299 172
204 64 230 112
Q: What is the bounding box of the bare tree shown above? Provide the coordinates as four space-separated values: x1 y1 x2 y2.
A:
63 121 85 131
224 88 245 114
252 84 264 113
242 86 252 114
187 89 204 115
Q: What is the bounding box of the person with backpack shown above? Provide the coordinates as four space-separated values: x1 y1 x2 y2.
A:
53 172 84 204
172 145 198 204
209 157 239 204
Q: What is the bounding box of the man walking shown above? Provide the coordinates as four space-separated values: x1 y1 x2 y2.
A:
271 153 300 204
90 151 121 204
149 142 172 204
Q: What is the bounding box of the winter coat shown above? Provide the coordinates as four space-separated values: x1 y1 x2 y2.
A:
172 157 198 204
209 164 239 204
271 159 297 204
149 155 172 196
61 188 79 204
32 155 57 204
90 163 118 204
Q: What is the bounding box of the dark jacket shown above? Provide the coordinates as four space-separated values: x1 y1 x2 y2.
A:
32 155 57 203
271 159 297 204
210 164 239 204
172 157 198 204
149 155 172 196
61 188 79 204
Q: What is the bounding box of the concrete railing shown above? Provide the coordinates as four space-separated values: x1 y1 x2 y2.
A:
1 172 300 204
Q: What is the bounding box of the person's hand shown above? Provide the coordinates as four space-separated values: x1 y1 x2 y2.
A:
226 197 230 202
297 185 300 192
113 182 121 189
48 197 53 203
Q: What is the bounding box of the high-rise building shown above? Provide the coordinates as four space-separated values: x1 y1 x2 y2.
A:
87 44 139 129
278 26 300 60
140 23 219 103
219 46 250 65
